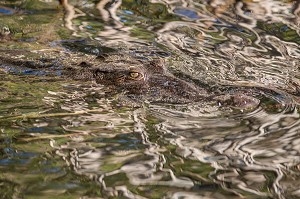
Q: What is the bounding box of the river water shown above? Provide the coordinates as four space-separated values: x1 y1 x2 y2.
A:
0 0 300 198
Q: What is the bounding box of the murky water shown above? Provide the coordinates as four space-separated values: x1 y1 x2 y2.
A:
1 0 300 198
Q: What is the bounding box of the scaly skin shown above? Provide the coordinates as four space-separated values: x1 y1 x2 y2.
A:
0 49 260 108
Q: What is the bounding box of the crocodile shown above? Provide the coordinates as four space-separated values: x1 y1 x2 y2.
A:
0 49 261 109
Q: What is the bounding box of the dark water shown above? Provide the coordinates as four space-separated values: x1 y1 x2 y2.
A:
0 0 300 198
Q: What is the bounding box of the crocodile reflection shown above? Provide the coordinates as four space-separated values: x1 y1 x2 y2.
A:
0 49 260 108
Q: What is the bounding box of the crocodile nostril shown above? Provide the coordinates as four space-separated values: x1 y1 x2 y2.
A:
117 75 126 83
93 69 106 80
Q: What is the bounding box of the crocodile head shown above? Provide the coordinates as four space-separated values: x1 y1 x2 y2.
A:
81 55 259 109
70 54 207 103
71 55 260 107
0 49 260 107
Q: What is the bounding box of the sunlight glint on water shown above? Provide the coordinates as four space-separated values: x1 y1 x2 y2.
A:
0 0 300 198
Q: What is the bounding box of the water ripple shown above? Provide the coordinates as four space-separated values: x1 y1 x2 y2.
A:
1 0 300 198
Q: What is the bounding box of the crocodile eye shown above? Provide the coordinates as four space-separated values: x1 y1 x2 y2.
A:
129 71 144 80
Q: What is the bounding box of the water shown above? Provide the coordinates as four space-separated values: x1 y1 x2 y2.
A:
0 0 300 198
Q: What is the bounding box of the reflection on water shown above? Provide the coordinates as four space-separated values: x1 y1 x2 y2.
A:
1 0 300 198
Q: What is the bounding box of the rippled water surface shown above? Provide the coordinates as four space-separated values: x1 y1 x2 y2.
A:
1 0 300 198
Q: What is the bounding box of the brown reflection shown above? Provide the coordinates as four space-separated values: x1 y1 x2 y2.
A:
59 0 137 46
59 0 75 30
292 0 300 31
96 0 111 22
95 0 136 45
0 26 11 41
59 0 123 27
96 0 122 26
209 0 236 17
59 0 85 32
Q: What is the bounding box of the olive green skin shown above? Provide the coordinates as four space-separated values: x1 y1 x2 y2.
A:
0 49 260 108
